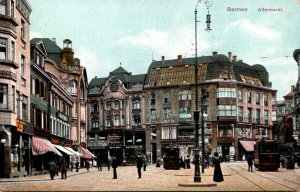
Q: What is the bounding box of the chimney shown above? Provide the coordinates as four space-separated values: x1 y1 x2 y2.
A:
233 55 237 62
228 52 232 61
212 51 218 56
177 55 182 61
162 56 165 63
51 38 56 43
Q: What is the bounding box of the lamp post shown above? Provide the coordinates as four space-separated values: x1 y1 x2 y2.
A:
194 0 212 182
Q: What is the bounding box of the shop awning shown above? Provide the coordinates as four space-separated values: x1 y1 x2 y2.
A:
80 147 96 159
32 137 62 156
65 147 82 157
239 140 256 152
54 145 74 156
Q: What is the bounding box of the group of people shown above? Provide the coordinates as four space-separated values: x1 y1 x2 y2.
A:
179 155 191 169
48 158 72 180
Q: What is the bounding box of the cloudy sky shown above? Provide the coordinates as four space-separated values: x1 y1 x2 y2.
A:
29 0 300 99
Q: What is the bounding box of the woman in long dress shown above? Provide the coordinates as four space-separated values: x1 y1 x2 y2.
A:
213 152 224 182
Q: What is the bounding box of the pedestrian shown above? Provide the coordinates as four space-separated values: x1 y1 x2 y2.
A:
112 156 118 179
186 155 191 169
75 161 79 172
180 156 185 169
107 156 111 171
60 158 68 179
70 160 74 172
136 154 143 179
48 159 57 180
156 159 161 167
213 152 224 182
143 155 147 171
86 160 90 171
97 157 102 171
247 154 253 172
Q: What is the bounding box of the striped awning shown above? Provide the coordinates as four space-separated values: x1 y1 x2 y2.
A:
54 145 74 156
239 140 256 152
80 147 96 159
65 147 82 157
32 137 62 156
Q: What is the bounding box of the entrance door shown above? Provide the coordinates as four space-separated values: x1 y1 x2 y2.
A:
221 146 230 158
151 143 157 164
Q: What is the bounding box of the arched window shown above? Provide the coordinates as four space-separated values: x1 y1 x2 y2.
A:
68 80 77 94
80 80 84 100
114 100 120 109
105 101 111 110
106 116 111 127
114 115 120 126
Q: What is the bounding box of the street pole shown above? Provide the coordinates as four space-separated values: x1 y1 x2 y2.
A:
201 89 205 174
194 6 201 182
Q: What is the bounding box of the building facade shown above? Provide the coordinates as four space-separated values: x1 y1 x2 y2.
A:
292 49 300 147
0 0 32 178
144 52 276 163
87 67 146 165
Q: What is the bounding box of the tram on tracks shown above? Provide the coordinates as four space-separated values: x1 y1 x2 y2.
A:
254 139 280 170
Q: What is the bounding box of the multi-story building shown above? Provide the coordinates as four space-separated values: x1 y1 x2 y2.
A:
144 52 276 162
292 49 300 147
87 66 146 165
0 0 32 178
30 39 75 173
30 38 89 162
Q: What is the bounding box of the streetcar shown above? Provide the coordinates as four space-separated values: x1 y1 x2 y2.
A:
254 139 280 170
162 147 180 170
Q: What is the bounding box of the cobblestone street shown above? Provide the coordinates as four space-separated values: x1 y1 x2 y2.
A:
0 162 299 191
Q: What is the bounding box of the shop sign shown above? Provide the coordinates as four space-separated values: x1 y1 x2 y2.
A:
109 135 122 144
16 119 24 132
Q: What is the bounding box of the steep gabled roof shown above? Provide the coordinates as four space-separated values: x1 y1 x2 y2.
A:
31 38 62 64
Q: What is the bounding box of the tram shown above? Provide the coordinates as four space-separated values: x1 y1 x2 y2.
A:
162 147 180 170
254 139 280 170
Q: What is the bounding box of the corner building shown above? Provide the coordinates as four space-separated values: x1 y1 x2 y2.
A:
0 0 32 178
144 52 276 162
87 66 146 165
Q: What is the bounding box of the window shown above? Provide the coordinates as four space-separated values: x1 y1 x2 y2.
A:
217 105 237 116
91 120 99 129
132 99 141 109
91 103 98 112
150 109 156 120
68 80 77 94
114 100 120 110
21 55 25 77
179 106 191 119
238 90 243 102
21 95 27 121
80 81 84 100
106 116 111 126
10 0 13 17
247 92 252 104
0 84 8 109
255 93 260 105
264 110 268 124
16 91 20 118
105 101 111 110
246 108 252 122
11 41 15 61
238 106 243 121
114 115 120 126
179 90 191 100
12 85 15 112
263 95 268 106
256 109 260 123
0 0 6 15
150 93 155 105
163 93 170 103
21 19 25 39
163 108 171 122
217 88 236 98
0 37 7 59
132 115 141 126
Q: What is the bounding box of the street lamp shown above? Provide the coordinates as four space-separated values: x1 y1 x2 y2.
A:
194 0 212 182
1 139 6 144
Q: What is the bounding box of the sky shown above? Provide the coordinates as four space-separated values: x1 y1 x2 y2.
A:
29 0 300 100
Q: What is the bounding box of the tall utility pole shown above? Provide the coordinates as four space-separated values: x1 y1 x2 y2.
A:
194 0 212 183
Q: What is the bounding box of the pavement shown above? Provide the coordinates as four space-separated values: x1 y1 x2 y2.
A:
0 161 299 191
